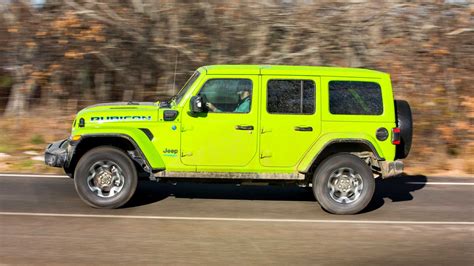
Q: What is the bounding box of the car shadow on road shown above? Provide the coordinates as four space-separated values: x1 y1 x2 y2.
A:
362 174 427 213
124 174 428 211
124 181 316 208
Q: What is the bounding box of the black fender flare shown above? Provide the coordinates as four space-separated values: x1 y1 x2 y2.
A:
303 139 384 174
66 134 160 179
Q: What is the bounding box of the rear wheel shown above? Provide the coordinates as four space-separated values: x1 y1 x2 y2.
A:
313 153 375 214
74 146 137 208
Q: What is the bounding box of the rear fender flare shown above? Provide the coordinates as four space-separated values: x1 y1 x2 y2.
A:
297 133 384 173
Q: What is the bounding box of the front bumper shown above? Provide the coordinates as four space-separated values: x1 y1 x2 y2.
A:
44 139 69 168
380 160 404 178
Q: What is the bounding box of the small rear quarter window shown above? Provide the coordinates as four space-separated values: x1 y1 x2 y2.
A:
329 81 383 115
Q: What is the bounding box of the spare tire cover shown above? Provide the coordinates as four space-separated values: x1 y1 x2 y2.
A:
395 100 413 159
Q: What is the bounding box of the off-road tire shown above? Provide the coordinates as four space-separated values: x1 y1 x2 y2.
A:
313 153 375 215
74 146 137 208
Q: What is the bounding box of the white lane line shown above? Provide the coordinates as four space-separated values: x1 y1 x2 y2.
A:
0 174 68 178
0 212 473 225
407 182 474 186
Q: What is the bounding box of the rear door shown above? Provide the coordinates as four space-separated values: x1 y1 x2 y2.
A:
259 76 321 167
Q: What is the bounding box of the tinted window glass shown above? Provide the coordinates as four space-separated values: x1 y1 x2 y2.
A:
267 80 315 114
329 81 383 115
199 79 252 113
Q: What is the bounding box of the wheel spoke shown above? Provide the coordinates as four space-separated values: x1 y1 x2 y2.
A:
328 183 335 193
87 171 96 182
109 186 121 197
90 186 105 197
339 190 348 198
346 189 355 200
339 196 349 204
347 168 355 177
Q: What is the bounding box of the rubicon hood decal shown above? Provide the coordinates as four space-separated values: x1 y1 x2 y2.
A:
90 116 152 122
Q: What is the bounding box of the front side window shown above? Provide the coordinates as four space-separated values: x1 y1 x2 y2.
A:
329 81 383 115
267 80 315 114
199 79 252 113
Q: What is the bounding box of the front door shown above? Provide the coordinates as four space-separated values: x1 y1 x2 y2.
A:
259 76 321 167
180 75 259 167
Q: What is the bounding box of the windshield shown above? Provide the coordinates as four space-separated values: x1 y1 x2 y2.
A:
174 71 200 105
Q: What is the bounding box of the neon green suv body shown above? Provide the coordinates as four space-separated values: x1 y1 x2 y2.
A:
45 65 412 214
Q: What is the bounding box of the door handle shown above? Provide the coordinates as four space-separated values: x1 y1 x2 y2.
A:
235 125 254 130
294 126 313 132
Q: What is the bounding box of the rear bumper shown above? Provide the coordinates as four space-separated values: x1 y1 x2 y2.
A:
44 139 70 168
380 160 404 178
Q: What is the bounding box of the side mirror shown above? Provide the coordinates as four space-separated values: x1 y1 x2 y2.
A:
190 96 204 113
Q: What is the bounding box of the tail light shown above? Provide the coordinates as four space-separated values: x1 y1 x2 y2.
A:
392 127 401 145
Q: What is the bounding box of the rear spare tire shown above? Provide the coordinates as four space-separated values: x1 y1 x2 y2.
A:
395 100 413 159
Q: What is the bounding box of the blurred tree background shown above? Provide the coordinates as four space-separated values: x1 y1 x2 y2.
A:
0 0 472 174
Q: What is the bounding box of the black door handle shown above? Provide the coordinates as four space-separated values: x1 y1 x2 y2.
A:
294 126 313 132
235 125 254 130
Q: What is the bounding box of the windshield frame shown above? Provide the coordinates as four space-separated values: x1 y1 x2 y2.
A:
174 71 201 105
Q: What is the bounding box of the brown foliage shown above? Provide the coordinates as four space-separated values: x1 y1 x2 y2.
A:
0 0 472 174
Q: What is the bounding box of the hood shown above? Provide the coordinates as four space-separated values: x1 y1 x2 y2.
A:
84 101 157 109
77 101 160 124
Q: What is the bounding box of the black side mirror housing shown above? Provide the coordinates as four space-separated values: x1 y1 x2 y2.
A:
190 96 204 114
163 110 178 121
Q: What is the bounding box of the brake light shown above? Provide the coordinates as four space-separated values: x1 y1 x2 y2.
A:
392 127 401 145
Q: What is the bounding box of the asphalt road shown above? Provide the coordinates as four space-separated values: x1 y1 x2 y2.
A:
0 174 473 265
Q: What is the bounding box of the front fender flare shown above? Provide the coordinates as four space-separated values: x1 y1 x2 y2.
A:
72 127 165 171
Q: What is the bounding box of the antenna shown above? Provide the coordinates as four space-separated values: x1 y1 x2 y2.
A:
172 53 178 93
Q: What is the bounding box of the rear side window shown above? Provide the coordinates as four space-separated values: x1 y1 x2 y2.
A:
267 80 315 114
329 81 383 115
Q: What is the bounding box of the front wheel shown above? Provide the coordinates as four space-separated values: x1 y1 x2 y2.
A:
74 146 138 208
313 153 375 215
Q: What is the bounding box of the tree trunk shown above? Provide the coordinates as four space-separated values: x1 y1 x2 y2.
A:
4 83 27 116
95 72 110 101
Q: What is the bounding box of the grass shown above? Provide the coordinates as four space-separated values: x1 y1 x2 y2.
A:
0 142 14 153
19 159 34 168
0 129 13 153
30 134 46 145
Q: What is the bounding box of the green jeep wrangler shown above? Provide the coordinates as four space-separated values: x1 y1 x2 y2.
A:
45 65 412 214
